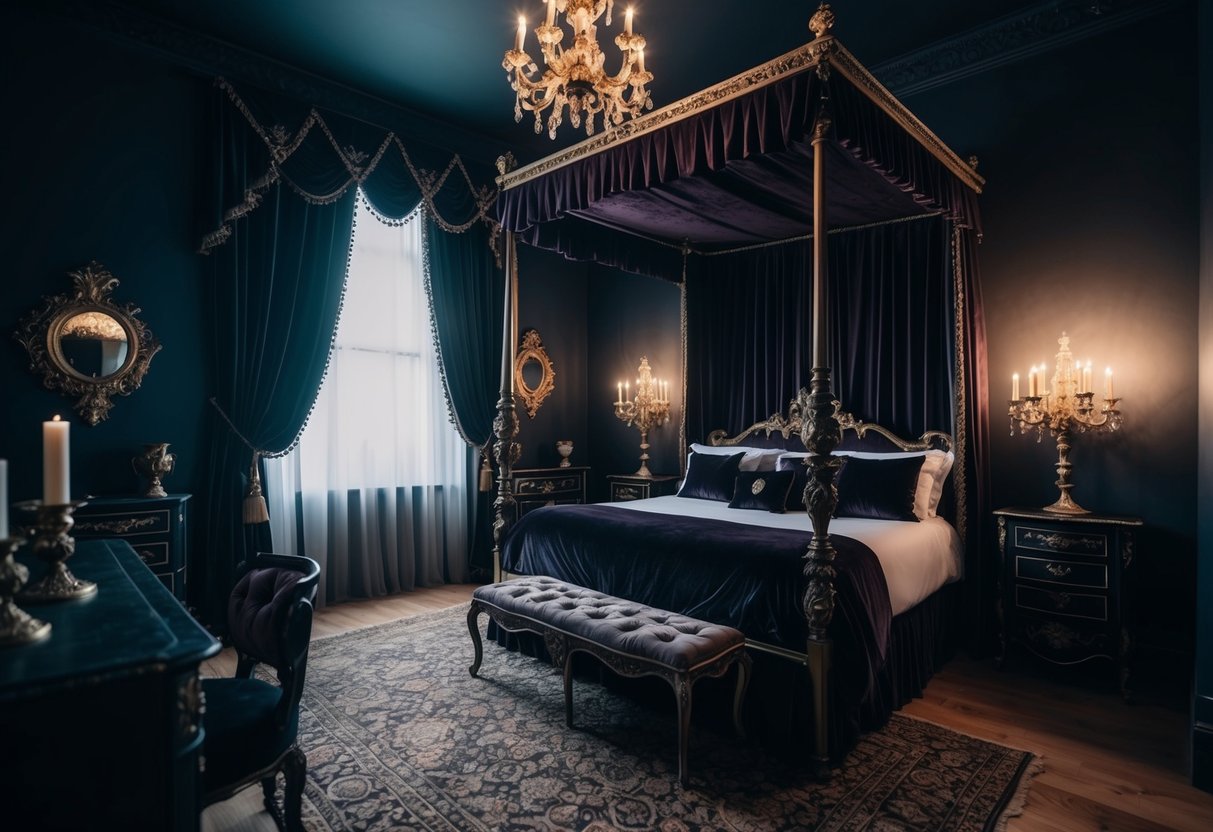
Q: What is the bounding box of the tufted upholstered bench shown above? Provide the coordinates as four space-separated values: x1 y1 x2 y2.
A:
467 575 751 786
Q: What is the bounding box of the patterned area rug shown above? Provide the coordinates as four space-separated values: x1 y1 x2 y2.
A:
283 605 1038 831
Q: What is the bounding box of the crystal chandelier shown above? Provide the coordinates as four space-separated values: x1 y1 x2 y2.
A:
504 0 653 139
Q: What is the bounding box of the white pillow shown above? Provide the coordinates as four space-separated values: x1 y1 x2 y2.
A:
689 443 783 472
777 449 954 520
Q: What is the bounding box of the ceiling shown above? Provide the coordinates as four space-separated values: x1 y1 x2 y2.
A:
118 0 1033 161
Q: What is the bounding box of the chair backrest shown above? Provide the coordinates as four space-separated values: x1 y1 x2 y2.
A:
227 553 321 726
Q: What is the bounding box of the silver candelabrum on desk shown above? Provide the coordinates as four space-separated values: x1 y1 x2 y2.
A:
1008 332 1122 515
613 356 672 479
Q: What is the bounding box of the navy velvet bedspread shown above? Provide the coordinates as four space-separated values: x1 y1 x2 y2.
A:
501 503 893 701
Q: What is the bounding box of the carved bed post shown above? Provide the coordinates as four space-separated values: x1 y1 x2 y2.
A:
492 230 521 582
802 2 841 778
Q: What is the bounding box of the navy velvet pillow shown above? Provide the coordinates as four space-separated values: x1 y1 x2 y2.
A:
728 470 794 513
677 451 745 501
776 456 809 511
835 455 924 521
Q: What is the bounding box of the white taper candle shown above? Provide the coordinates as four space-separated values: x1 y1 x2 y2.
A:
43 415 70 505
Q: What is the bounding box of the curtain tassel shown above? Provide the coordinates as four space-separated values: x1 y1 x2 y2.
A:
243 451 270 524
479 450 493 492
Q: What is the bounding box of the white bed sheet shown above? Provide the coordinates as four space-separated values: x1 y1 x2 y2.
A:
604 495 962 617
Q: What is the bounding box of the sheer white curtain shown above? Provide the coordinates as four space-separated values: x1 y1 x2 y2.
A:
266 195 469 607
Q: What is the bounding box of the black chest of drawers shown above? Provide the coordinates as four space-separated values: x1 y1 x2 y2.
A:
994 506 1142 698
72 494 191 602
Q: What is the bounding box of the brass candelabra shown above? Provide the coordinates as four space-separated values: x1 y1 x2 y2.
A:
613 356 671 478
1009 332 1122 514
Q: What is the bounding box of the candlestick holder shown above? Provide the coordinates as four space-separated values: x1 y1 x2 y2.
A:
0 536 51 646
1009 333 1122 514
612 356 672 478
16 500 95 601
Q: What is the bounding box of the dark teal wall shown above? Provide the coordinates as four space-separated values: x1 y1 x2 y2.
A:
515 246 589 470
586 266 683 502
1194 0 1213 791
903 4 1200 655
0 11 209 507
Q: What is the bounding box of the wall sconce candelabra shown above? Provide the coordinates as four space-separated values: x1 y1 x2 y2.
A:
613 356 671 478
1009 332 1122 514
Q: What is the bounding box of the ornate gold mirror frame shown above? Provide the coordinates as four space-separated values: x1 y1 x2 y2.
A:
513 329 555 419
14 262 161 426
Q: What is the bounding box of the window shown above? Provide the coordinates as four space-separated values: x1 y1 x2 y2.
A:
266 195 469 605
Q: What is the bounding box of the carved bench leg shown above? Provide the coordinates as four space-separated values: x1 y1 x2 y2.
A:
563 650 575 728
675 674 692 788
467 602 484 678
732 651 752 741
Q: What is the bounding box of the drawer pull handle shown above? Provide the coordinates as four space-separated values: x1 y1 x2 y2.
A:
1045 563 1072 578
138 550 157 563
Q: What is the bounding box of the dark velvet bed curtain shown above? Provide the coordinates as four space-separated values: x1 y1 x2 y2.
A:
684 216 991 650
685 216 955 443
197 82 500 627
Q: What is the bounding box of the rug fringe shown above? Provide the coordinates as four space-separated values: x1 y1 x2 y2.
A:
994 756 1046 832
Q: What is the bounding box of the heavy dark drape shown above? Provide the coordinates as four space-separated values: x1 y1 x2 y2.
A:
200 184 355 627
685 215 991 651
426 217 506 574
496 68 981 279
686 216 954 443
197 82 500 626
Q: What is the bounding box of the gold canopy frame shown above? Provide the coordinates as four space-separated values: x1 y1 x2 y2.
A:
489 4 982 777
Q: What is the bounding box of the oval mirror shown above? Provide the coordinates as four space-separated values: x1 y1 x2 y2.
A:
56 310 132 380
513 329 555 419
15 262 161 425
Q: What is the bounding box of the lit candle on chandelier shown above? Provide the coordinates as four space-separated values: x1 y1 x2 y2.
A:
1027 366 1037 398
625 6 634 34
516 16 527 52
637 47 646 74
546 0 556 27
1081 361 1092 395
625 380 630 401
1105 367 1114 399
1012 373 1020 401
617 381 623 404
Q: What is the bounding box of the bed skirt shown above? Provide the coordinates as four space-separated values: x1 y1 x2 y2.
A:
486 581 957 762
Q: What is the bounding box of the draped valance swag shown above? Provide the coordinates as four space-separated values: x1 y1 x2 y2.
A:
197 81 503 628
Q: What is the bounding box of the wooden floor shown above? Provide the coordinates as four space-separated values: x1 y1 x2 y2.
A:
205 585 1213 831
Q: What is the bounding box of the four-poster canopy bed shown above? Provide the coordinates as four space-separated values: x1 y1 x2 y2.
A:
487 4 988 773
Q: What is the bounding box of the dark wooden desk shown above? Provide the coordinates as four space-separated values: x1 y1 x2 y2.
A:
0 538 220 830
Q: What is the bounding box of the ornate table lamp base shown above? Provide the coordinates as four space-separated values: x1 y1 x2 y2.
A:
0 537 52 646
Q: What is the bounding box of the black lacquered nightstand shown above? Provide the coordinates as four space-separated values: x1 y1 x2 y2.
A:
607 474 680 502
508 466 589 518
993 506 1142 699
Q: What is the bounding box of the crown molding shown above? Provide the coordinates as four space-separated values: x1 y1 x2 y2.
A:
874 0 1184 98
32 0 507 167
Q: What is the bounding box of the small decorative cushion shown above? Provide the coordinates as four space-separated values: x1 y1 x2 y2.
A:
776 456 809 511
835 455 925 522
728 470 795 513
779 449 954 519
677 451 745 501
